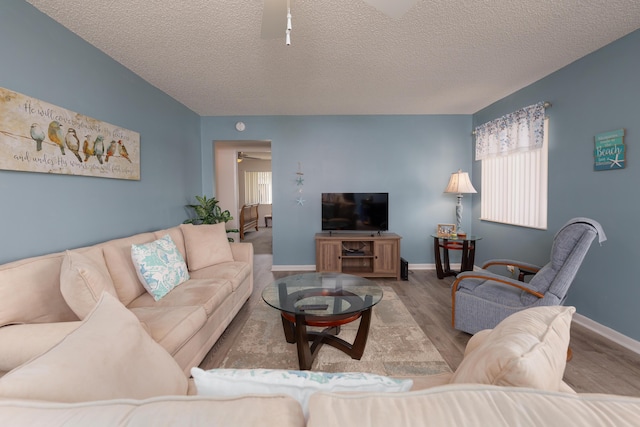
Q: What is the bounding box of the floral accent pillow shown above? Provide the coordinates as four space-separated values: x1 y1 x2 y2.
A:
131 235 190 301
191 368 413 418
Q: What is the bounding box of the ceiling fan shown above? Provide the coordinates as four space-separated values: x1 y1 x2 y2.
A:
260 0 419 40
238 152 271 162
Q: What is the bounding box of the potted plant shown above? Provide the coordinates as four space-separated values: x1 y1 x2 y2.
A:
184 195 239 242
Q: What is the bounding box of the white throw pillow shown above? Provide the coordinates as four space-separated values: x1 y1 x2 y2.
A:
131 235 190 301
180 223 234 270
0 292 188 402
450 305 575 392
191 367 412 418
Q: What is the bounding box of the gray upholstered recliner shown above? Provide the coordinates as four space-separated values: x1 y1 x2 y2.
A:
451 218 606 334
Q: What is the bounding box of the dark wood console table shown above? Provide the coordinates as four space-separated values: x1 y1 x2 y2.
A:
432 234 481 279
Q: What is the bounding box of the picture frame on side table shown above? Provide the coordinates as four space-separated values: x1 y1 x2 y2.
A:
437 223 456 237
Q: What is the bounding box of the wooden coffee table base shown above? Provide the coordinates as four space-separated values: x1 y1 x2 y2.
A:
280 308 373 370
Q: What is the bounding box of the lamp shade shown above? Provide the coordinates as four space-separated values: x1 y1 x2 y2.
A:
444 170 477 194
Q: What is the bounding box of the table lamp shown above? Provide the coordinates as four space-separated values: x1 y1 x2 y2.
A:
444 170 477 235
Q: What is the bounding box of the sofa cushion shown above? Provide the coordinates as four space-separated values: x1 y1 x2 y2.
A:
188 261 251 292
192 368 412 418
0 395 306 427
131 235 190 301
0 292 188 402
0 322 82 372
180 223 234 270
102 232 157 306
60 249 118 318
0 253 78 327
307 384 640 427
128 278 233 316
450 306 575 391
129 305 207 356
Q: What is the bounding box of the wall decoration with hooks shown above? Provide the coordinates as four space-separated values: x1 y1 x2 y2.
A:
295 161 305 206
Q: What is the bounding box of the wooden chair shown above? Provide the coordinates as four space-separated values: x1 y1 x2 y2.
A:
239 204 259 240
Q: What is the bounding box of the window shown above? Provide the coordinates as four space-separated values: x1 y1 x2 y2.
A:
476 103 548 229
244 171 272 205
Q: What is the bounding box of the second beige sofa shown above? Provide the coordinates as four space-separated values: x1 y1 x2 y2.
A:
1 301 640 426
0 222 253 376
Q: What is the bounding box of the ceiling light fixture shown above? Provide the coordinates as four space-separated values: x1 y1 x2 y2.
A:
285 0 292 45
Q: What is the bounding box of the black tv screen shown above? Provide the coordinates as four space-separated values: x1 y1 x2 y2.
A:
322 193 389 231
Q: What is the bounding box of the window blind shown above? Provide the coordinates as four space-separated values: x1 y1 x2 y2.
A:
479 118 548 229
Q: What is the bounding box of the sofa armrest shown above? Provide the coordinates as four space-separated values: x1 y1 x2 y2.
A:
463 329 492 358
229 242 254 263
402 373 453 391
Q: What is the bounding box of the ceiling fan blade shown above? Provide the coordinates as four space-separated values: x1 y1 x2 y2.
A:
239 151 272 160
261 0 288 39
361 0 419 18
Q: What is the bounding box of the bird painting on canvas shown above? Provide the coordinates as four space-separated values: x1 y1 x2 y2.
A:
93 135 105 164
65 128 83 162
105 140 117 162
82 135 94 162
47 121 66 155
118 140 132 163
30 123 45 151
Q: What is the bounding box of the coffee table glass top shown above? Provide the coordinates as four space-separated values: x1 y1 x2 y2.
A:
262 273 383 317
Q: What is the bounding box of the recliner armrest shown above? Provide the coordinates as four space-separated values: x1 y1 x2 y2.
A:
481 259 542 273
453 271 544 299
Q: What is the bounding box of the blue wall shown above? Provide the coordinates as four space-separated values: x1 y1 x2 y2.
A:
0 0 202 264
201 115 472 266
472 30 640 340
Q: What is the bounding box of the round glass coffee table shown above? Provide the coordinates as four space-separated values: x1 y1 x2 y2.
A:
262 272 383 370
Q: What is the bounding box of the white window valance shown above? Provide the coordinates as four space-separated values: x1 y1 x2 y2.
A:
475 102 546 161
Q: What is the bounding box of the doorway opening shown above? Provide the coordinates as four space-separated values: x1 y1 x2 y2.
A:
213 141 272 254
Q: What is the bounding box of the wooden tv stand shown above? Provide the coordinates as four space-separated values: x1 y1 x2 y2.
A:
315 232 402 279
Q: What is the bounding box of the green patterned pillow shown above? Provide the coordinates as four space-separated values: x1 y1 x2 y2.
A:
131 235 190 301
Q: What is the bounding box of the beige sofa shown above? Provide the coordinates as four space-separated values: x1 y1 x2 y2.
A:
1 385 640 426
0 222 253 377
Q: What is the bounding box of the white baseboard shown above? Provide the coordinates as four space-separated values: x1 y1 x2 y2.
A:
407 263 435 270
271 265 315 272
408 264 482 271
572 313 640 355
277 264 439 271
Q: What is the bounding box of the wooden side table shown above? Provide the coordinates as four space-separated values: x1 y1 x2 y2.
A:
432 234 481 279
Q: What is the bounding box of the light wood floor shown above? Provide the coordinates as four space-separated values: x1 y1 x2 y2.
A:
200 254 640 396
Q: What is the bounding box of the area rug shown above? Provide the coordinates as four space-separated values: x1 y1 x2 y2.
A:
219 286 451 377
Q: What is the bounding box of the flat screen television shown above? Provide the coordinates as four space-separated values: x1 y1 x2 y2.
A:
322 193 389 231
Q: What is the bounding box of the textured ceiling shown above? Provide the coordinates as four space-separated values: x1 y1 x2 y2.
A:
26 0 640 116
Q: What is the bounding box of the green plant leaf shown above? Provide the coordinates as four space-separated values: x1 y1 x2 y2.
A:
184 195 236 233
